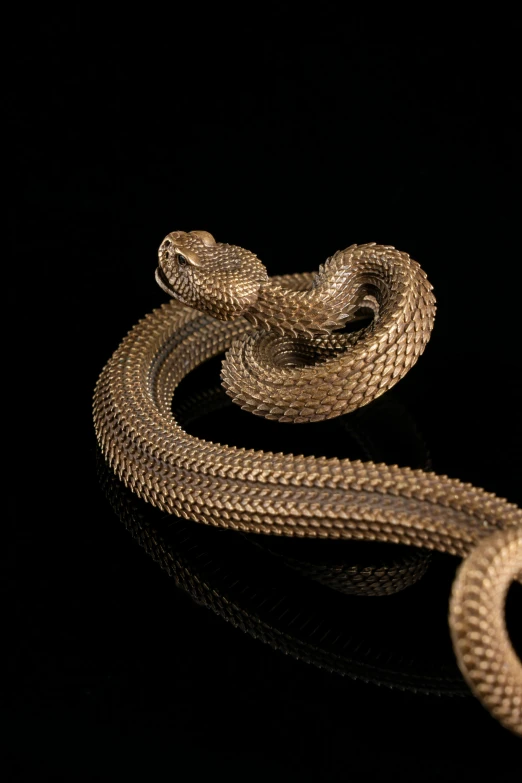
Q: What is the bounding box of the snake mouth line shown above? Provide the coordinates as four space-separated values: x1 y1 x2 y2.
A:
155 266 177 298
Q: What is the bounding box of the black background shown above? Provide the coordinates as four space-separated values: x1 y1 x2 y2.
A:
8 8 522 780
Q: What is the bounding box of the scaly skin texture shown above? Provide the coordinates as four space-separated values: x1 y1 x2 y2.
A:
93 231 522 735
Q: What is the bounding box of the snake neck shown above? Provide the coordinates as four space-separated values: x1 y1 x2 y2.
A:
219 245 436 422
244 243 413 337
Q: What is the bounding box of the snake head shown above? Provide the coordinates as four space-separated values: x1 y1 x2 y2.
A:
156 230 268 320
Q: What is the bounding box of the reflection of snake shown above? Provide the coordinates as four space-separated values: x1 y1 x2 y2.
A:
93 230 522 734
96 445 468 696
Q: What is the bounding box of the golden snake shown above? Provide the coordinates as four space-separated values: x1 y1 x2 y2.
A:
93 230 522 735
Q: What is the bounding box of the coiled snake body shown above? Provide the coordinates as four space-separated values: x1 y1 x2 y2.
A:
93 230 522 735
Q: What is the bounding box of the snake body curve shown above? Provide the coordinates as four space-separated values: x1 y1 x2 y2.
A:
93 231 522 735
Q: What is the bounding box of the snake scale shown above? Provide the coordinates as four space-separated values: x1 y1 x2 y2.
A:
93 230 522 735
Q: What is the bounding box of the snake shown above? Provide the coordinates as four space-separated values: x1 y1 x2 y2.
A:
93 229 522 735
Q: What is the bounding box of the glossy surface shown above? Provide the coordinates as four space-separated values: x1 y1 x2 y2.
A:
10 10 522 777
11 293 522 776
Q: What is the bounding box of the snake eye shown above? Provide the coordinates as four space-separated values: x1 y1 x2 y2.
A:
176 253 188 267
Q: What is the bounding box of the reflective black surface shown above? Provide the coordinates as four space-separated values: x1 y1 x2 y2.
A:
10 11 522 780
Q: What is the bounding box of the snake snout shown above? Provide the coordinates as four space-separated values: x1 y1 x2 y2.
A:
159 236 175 262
